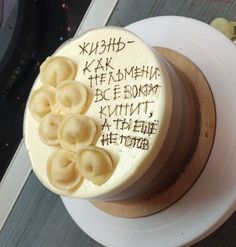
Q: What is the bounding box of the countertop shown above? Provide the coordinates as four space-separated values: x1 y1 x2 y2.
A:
1 0 236 246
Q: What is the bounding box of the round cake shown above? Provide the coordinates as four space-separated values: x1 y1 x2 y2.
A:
24 27 196 201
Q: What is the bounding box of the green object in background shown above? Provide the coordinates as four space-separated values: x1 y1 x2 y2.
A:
210 17 236 40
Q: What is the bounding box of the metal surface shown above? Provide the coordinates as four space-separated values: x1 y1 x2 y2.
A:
76 0 118 35
0 141 31 231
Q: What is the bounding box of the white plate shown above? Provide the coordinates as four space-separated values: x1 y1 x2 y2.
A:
62 16 236 247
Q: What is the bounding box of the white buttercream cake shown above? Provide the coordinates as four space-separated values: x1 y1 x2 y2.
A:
24 27 196 201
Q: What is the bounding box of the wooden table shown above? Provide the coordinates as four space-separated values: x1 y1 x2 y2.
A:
1 0 236 246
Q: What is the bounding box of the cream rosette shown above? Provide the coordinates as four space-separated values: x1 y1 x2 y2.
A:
29 87 56 122
47 149 83 191
76 147 114 185
40 56 76 88
38 113 64 146
58 114 97 152
56 81 88 114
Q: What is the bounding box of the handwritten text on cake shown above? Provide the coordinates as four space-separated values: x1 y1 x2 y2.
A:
79 37 162 150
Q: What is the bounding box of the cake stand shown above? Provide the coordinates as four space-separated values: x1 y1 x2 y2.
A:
62 16 236 247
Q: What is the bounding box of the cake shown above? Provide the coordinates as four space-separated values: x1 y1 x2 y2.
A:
24 27 196 201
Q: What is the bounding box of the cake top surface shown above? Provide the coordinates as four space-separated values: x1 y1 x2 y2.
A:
24 26 172 199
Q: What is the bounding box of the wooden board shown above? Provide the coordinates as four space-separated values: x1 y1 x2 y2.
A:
92 47 216 218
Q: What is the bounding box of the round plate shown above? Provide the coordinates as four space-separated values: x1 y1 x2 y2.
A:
62 16 236 247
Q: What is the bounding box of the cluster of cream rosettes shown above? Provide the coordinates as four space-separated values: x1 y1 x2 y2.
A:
29 56 114 192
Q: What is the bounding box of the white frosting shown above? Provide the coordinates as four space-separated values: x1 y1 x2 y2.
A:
24 27 173 199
